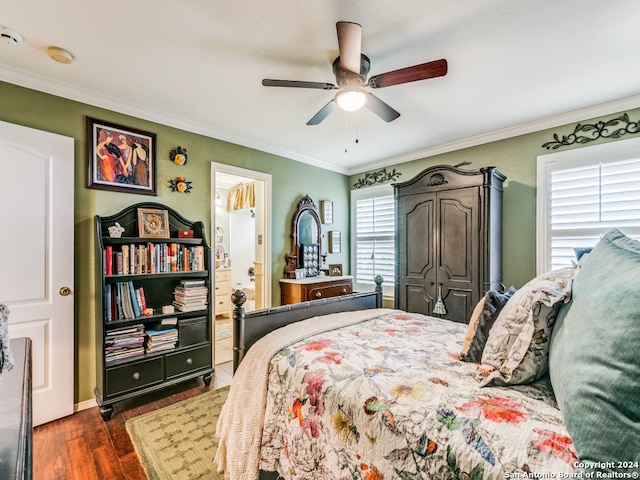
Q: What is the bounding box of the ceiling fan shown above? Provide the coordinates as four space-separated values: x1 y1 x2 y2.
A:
262 21 448 125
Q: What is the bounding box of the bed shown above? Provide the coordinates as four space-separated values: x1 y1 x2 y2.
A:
216 228 640 479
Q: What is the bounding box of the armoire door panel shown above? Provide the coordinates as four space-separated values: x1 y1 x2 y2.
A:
440 288 474 324
438 188 479 283
404 195 435 277
405 284 434 315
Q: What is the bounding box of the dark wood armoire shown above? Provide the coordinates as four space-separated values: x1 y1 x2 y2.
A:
394 165 505 324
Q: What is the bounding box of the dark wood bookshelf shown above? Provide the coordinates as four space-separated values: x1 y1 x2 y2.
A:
94 202 213 420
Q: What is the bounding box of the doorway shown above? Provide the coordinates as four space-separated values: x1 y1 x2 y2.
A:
211 164 271 365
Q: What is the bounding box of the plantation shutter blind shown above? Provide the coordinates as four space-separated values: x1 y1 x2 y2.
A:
354 194 395 288
549 157 640 269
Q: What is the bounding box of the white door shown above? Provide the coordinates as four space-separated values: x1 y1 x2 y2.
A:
0 120 74 426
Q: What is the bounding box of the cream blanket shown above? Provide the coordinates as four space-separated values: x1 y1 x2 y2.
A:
214 308 397 480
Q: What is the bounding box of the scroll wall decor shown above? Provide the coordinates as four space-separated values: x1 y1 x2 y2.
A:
542 113 640 150
353 167 401 189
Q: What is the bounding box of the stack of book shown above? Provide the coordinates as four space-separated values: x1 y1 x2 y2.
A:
144 326 178 353
105 324 145 362
173 279 208 312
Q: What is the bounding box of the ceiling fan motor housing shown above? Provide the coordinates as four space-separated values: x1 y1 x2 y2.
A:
333 54 370 87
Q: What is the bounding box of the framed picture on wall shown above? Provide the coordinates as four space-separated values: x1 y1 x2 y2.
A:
87 117 157 195
320 200 333 224
329 231 341 253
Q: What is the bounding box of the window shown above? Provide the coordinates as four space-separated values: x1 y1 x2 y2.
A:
351 184 395 296
537 136 640 273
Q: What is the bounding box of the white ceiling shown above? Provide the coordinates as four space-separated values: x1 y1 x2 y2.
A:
2 1 640 175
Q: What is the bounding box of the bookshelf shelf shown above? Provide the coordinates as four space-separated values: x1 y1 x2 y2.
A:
104 270 208 282
94 202 213 420
102 236 204 245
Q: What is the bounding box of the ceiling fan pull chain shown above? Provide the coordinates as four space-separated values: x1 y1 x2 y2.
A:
344 113 349 153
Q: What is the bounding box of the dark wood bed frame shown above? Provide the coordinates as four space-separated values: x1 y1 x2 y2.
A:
230 276 384 372
227 276 383 480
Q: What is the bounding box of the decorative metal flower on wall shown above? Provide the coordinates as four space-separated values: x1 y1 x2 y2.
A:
169 176 192 193
169 146 188 165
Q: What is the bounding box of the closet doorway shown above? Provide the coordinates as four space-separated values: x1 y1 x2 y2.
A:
211 163 272 365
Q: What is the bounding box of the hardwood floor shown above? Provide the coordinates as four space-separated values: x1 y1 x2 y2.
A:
32 362 233 480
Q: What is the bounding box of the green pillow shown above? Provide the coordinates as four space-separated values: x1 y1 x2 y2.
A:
549 228 640 472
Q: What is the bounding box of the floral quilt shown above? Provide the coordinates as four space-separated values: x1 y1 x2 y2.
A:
259 311 577 479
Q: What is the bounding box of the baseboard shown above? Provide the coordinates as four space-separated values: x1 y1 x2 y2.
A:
75 398 98 412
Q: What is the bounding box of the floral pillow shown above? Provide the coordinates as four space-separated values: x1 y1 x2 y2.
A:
460 287 516 363
478 265 578 386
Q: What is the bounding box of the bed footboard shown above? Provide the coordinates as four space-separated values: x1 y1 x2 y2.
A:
231 276 383 372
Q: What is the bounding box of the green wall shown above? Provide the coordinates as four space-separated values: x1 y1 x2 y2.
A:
0 81 350 404
349 106 640 289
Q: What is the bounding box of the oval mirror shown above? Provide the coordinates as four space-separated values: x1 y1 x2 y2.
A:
298 211 318 245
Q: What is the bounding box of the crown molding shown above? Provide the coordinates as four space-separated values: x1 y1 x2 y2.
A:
346 93 640 175
0 65 348 174
3 65 639 178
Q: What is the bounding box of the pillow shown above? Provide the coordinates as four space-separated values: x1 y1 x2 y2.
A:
460 287 516 362
573 246 592 262
478 265 577 386
549 228 640 470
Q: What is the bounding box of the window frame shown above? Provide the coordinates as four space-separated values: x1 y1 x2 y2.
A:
350 183 395 298
536 135 640 274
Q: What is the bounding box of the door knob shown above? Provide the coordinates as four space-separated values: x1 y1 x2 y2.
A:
59 286 72 296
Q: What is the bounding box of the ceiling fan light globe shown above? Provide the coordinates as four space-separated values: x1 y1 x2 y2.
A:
336 89 366 112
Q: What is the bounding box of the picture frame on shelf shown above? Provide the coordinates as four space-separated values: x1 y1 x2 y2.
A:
328 264 343 276
320 200 333 224
328 231 341 253
87 117 157 195
137 208 170 238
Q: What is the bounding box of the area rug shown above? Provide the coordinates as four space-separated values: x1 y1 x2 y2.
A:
126 386 229 480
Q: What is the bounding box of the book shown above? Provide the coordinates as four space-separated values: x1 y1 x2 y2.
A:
128 281 141 318
104 284 112 322
161 317 178 325
179 279 206 288
105 245 113 275
193 246 204 271
136 287 147 311
121 283 134 319
130 244 136 275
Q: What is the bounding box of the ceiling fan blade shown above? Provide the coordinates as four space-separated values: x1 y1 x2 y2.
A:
336 21 362 74
262 79 336 90
307 100 337 125
368 59 448 88
364 92 401 122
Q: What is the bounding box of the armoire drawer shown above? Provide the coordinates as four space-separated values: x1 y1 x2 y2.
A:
165 344 211 379
106 357 164 397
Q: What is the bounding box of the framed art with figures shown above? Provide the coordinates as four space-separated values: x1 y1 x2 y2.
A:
87 117 157 195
